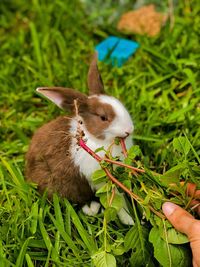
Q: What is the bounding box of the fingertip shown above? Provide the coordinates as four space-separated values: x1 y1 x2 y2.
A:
162 202 196 235
162 202 178 217
186 183 197 197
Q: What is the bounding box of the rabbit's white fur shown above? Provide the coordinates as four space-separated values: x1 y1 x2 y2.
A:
91 94 134 141
70 119 133 186
82 201 101 216
70 95 133 188
69 94 134 225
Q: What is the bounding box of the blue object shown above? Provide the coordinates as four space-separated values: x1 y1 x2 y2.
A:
95 36 119 62
95 36 139 67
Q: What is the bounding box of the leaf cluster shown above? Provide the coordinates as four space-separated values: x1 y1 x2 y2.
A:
91 134 199 266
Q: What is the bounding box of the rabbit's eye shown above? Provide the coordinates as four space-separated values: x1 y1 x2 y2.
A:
100 115 108 121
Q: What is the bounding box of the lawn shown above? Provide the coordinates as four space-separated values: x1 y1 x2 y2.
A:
0 0 200 266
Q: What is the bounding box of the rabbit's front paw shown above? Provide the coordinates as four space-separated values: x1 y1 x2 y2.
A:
82 201 101 216
118 207 134 225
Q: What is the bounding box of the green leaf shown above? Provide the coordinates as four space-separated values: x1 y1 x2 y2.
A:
100 193 124 211
125 145 142 164
161 228 189 244
104 207 117 222
125 225 154 267
160 162 187 186
128 145 142 159
149 226 191 267
114 138 120 145
173 137 190 155
92 251 116 267
96 182 112 194
111 239 125 256
92 169 107 184
130 248 155 267
95 146 106 153
122 179 132 189
124 225 145 251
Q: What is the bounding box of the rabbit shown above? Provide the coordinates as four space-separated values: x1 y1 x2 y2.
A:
25 53 134 225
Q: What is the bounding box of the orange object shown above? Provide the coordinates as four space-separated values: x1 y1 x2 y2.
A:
117 4 168 37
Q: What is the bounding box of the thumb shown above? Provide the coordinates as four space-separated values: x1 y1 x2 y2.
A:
162 202 196 235
162 202 200 267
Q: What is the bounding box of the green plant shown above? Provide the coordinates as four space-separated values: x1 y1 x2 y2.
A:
0 0 199 266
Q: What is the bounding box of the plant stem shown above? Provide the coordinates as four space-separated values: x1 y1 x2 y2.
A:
79 138 165 219
120 138 128 158
109 188 116 206
119 137 138 176
103 168 141 202
104 168 165 219
79 139 101 161
79 139 145 173
103 158 145 173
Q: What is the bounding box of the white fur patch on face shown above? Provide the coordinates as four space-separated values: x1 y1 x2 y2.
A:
90 95 134 142
69 118 133 189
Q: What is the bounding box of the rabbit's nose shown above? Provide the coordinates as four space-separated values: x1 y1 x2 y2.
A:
119 132 130 138
124 126 134 135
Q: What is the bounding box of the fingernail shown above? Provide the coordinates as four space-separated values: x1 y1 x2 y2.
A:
162 202 178 216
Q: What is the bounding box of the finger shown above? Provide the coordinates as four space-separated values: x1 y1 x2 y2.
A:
163 202 200 267
186 183 196 197
194 190 200 200
162 202 196 235
186 183 200 199
190 200 200 215
186 183 200 214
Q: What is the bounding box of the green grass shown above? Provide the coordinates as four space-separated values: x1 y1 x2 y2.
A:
0 0 200 266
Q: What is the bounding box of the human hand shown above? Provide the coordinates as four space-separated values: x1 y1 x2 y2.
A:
162 184 200 267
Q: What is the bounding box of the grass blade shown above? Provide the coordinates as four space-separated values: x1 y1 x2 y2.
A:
48 211 80 258
16 237 34 267
53 194 65 232
38 208 59 264
25 254 34 267
64 199 97 254
30 201 39 235
29 22 42 68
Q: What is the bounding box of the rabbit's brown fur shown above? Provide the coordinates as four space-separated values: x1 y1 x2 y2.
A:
25 116 94 204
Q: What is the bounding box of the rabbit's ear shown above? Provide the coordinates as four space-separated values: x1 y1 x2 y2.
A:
36 87 87 111
87 52 105 95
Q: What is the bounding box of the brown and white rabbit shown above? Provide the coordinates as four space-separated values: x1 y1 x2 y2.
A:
25 53 134 224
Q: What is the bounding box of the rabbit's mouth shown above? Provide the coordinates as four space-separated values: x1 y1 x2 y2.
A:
116 133 129 139
116 127 133 139
102 129 132 142
123 132 130 138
